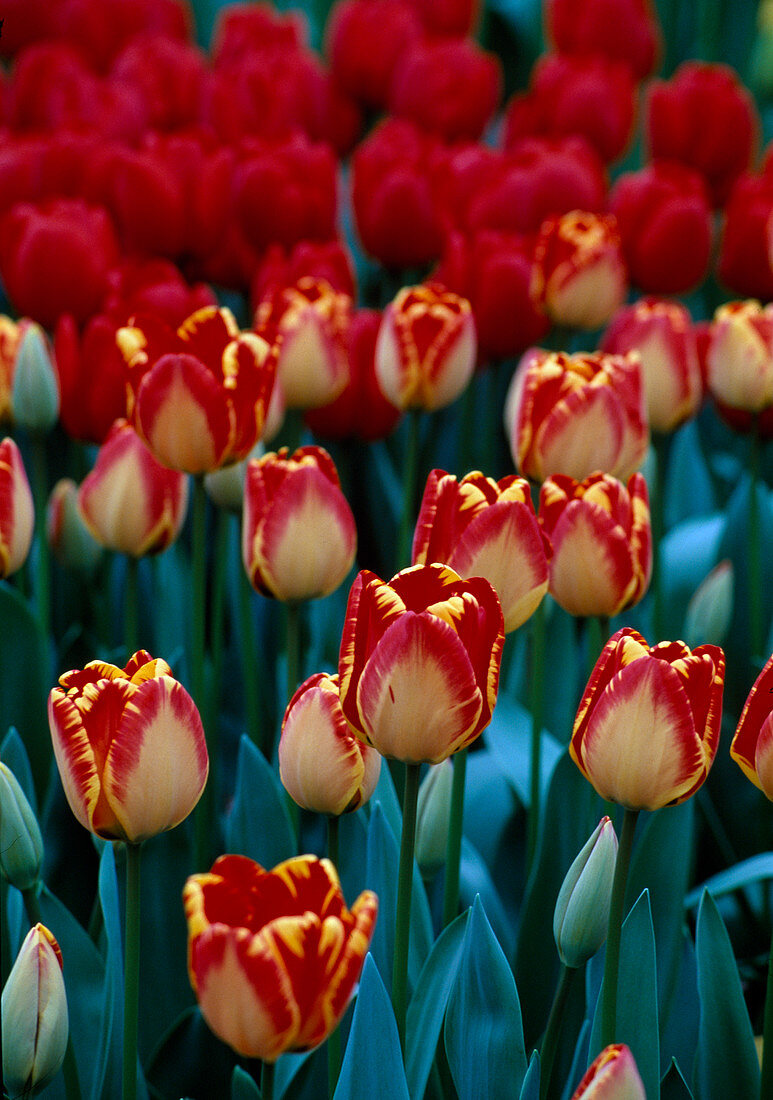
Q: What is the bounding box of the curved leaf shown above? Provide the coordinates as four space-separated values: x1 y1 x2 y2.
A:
224 735 295 867
334 954 409 1100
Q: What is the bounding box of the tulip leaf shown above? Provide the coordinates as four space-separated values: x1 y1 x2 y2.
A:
231 1066 262 1100
370 756 403 841
685 852 773 908
694 890 760 1099
145 1005 238 1097
563 1019 591 1100
614 889 660 1100
333 953 410 1100
405 908 470 1099
444 896 527 1100
460 836 514 959
95 842 123 1100
664 419 717 528
661 1058 695 1099
483 697 563 809
659 514 726 639
519 1051 541 1100
0 582 49 801
224 735 295 868
1 725 37 816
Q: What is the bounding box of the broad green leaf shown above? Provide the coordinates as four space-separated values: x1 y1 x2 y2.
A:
483 697 563 809
224 735 295 867
615 890 660 1100
659 514 725 640
145 1006 237 1097
231 1066 261 1100
685 852 773 908
694 890 760 1099
519 1051 541 1100
445 896 527 1100
1 725 37 815
0 582 49 801
333 954 409 1100
94 843 121 1100
460 837 514 959
664 419 717 528
370 757 403 840
406 909 470 1100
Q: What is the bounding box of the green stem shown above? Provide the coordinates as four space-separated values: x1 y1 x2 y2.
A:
539 964 577 1100
124 556 139 658
191 476 212 871
30 435 51 642
393 762 421 1051
327 815 340 869
238 562 264 755
285 601 302 705
442 749 467 928
123 843 142 1100
600 808 639 1049
209 508 231 744
761 922 773 1099
527 600 547 872
749 420 764 666
651 432 668 642
397 409 422 570
261 1059 275 1100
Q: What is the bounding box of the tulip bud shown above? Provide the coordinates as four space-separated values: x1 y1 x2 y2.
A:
415 758 454 876
553 816 617 968
47 478 102 573
0 762 43 891
684 560 734 648
11 322 60 434
2 924 69 1097
570 1043 646 1099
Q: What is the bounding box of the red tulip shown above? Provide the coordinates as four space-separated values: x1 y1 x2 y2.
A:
546 0 661 80
0 437 34 579
717 171 773 301
571 1044 646 1099
731 653 773 800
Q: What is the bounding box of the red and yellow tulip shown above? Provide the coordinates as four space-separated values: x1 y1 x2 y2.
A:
538 471 651 618
48 651 208 843
571 628 725 810
570 1044 646 1100
183 853 377 1062
731 653 773 800
0 436 34 579
412 469 550 632
338 563 504 764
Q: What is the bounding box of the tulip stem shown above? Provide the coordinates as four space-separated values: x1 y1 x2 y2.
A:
651 431 668 643
123 843 142 1100
286 601 302 705
397 409 422 570
124 555 139 658
760 922 773 1099
527 599 547 872
238 564 264 755
442 749 467 928
30 435 51 644
191 476 213 870
600 808 638 1050
261 1059 274 1100
749 420 764 667
393 761 421 1052
539 963 577 1100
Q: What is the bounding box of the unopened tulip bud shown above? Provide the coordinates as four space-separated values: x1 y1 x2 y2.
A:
554 816 617 968
0 762 43 891
415 758 454 876
684 560 734 648
571 1043 646 1099
11 322 60 434
2 924 69 1097
47 478 102 573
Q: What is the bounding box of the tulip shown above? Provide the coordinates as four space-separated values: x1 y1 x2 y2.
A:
183 853 378 1061
338 563 504 764
117 305 277 474
412 468 550 632
571 627 725 810
375 283 477 412
48 650 208 843
531 210 628 331
0 436 35 579
507 348 648 483
0 761 43 891
718 170 773 301
78 419 189 557
601 297 703 432
729 653 773 800
705 300 773 431
47 478 103 573
554 817 618 968
243 445 357 602
10 321 59 434
0 314 23 423
325 0 422 110
571 1044 646 1100
254 277 351 410
546 0 661 80
538 472 652 619
2 924 69 1098
279 671 381 815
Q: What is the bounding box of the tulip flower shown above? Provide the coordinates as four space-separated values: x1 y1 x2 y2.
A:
183 853 378 1061
254 277 351 410
554 816 618 968
507 348 648 483
0 436 35 579
717 171 773 302
48 650 208 843
412 468 550 632
705 299 773 434
11 321 60 434
571 1044 646 1100
571 627 725 810
117 305 277 474
242 445 357 602
78 419 189 557
546 0 661 80
730 653 773 800
375 283 477 412
338 563 504 764
538 472 652 619
279 671 381 815
531 210 628 331
0 761 43 891
2 924 69 1098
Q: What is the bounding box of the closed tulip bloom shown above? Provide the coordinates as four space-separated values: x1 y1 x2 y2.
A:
338 563 504 764
706 300 773 431
412 469 550 632
3 924 69 1099
571 1044 646 1100
730 653 773 800
184 853 378 1061
554 817 617 968
254 277 351 410
531 211 628 331
279 672 381 815
507 349 648 483
375 284 477 411
0 762 43 891
117 305 277 474
0 436 34 579
243 446 356 601
601 298 703 432
571 627 725 810
48 651 208 843
78 419 188 557
11 321 59 434
539 472 651 618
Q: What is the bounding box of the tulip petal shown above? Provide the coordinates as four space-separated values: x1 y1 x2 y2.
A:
339 570 408 731
534 383 625 481
548 501 638 617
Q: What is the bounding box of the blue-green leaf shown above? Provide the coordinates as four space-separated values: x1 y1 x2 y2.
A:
0 582 49 800
445 896 527 1100
333 954 409 1100
1 726 37 815
231 1066 261 1100
94 843 121 1100
685 852 773 908
615 890 660 1100
519 1051 541 1100
483 697 563 809
224 735 295 867
694 890 760 1099
661 1059 695 1099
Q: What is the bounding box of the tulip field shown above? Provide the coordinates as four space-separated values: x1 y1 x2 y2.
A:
3 0 773 1097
